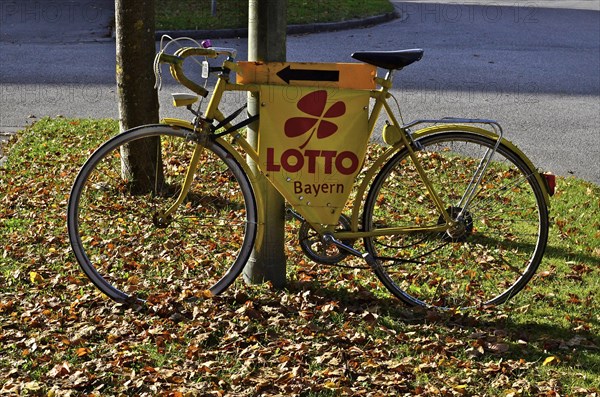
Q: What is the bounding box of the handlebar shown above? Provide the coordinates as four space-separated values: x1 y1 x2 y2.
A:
158 46 237 98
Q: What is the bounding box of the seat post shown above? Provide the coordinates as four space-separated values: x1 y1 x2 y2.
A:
385 69 395 83
377 69 395 92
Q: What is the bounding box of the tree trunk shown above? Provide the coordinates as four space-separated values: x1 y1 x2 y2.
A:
243 0 288 288
115 0 161 194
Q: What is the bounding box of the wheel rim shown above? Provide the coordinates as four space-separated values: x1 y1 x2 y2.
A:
363 132 548 309
68 127 256 304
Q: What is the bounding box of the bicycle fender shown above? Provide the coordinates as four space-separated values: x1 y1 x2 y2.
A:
161 118 196 130
410 124 551 207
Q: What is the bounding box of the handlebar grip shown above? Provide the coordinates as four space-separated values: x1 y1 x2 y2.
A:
169 63 209 98
158 47 219 98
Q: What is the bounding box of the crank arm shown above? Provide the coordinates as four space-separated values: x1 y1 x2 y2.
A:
322 234 380 270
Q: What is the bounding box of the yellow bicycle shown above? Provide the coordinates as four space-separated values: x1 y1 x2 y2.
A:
67 38 554 309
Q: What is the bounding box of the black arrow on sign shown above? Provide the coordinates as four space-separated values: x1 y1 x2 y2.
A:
276 65 340 84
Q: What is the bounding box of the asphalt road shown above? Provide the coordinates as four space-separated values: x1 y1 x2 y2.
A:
1 0 598 184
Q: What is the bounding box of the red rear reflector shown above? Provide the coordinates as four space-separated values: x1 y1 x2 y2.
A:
543 173 556 196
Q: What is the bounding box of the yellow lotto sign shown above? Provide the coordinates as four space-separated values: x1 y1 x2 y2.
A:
258 85 371 226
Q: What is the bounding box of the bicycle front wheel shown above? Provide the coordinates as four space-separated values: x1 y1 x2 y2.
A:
363 131 549 309
67 125 257 304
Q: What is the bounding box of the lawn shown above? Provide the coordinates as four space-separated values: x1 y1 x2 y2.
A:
155 0 396 30
0 117 598 395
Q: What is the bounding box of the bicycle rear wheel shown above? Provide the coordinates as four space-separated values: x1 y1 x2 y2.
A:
67 125 257 304
362 131 549 309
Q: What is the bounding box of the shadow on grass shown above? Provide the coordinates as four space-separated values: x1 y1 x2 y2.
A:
108 232 599 373
278 277 599 362
544 243 599 272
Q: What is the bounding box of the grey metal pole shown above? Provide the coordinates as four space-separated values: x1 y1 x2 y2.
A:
243 0 288 289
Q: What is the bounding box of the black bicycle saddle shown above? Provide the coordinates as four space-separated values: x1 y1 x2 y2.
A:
351 49 424 70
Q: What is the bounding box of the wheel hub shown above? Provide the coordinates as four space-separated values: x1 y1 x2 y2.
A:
152 212 172 228
439 207 473 242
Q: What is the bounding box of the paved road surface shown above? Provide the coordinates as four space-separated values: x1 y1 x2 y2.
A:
1 0 598 184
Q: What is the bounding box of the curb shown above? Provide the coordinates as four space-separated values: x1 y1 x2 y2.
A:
0 128 21 165
155 11 400 40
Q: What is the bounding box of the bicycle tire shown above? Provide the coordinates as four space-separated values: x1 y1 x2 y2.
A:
67 125 257 304
362 131 549 309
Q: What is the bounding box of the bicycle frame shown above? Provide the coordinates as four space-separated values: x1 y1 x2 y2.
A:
159 49 551 244
67 40 553 309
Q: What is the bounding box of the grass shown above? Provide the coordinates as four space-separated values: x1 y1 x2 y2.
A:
0 117 599 396
155 0 396 31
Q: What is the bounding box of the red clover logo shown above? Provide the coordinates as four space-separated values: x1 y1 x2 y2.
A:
284 90 346 149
